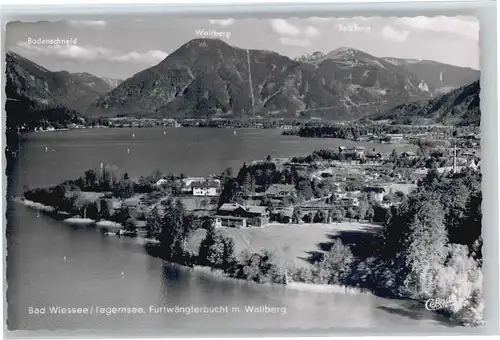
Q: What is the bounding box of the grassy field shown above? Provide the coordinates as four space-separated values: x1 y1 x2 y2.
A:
187 222 382 269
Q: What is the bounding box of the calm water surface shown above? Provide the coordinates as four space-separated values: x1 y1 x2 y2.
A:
7 128 449 333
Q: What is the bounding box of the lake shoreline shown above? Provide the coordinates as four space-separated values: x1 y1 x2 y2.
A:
15 196 370 297
8 126 479 330
12 196 433 310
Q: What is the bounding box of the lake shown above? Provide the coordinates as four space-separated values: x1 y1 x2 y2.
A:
11 127 416 190
6 127 449 333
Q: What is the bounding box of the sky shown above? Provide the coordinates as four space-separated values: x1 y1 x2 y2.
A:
5 16 480 79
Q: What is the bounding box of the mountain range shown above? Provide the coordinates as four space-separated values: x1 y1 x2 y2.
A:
371 80 480 126
6 51 121 112
295 51 479 95
90 41 440 119
5 39 480 124
381 57 479 95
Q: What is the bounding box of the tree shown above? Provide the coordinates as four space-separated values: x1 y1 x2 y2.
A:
113 203 131 224
394 191 405 200
221 235 237 273
383 208 393 227
99 198 111 220
275 212 287 223
357 197 369 222
151 169 163 182
242 173 256 197
292 207 303 224
446 180 480 247
101 164 120 190
264 168 274 189
85 202 99 220
296 178 314 201
238 250 285 284
302 212 313 223
402 197 449 299
84 169 99 190
200 198 209 210
113 173 135 199
158 199 193 263
383 193 395 204
198 227 216 266
146 205 163 239
365 206 375 222
346 207 356 222
137 176 154 192
221 167 234 185
159 198 184 258
290 165 299 185
183 214 201 234
236 163 248 183
124 218 137 232
425 157 439 170
218 178 239 206
338 152 345 163
314 239 354 284
73 195 92 219
198 231 236 271
389 149 399 163
206 234 225 268
330 207 344 223
313 210 327 223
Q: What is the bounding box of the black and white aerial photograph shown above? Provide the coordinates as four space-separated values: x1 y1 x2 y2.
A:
4 15 483 333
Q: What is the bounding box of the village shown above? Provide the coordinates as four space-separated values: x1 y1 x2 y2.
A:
18 132 481 274
143 141 481 231
20 128 480 245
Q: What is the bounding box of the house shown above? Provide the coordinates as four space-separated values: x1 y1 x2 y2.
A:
156 178 169 187
354 146 366 158
265 184 296 199
273 157 290 165
401 151 417 160
386 133 404 142
437 166 463 174
365 152 383 163
339 197 359 208
191 180 220 196
181 177 220 195
413 168 429 177
435 161 479 174
468 160 479 171
212 215 247 228
246 206 271 227
181 177 206 193
338 146 365 159
217 203 248 216
363 186 386 202
463 133 480 140
386 183 417 196
212 203 270 228
461 150 476 159
362 183 417 202
271 207 294 223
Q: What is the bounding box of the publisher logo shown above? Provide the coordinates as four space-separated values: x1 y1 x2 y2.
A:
425 296 455 311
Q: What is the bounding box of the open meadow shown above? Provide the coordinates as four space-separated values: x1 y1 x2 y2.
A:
188 222 382 269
